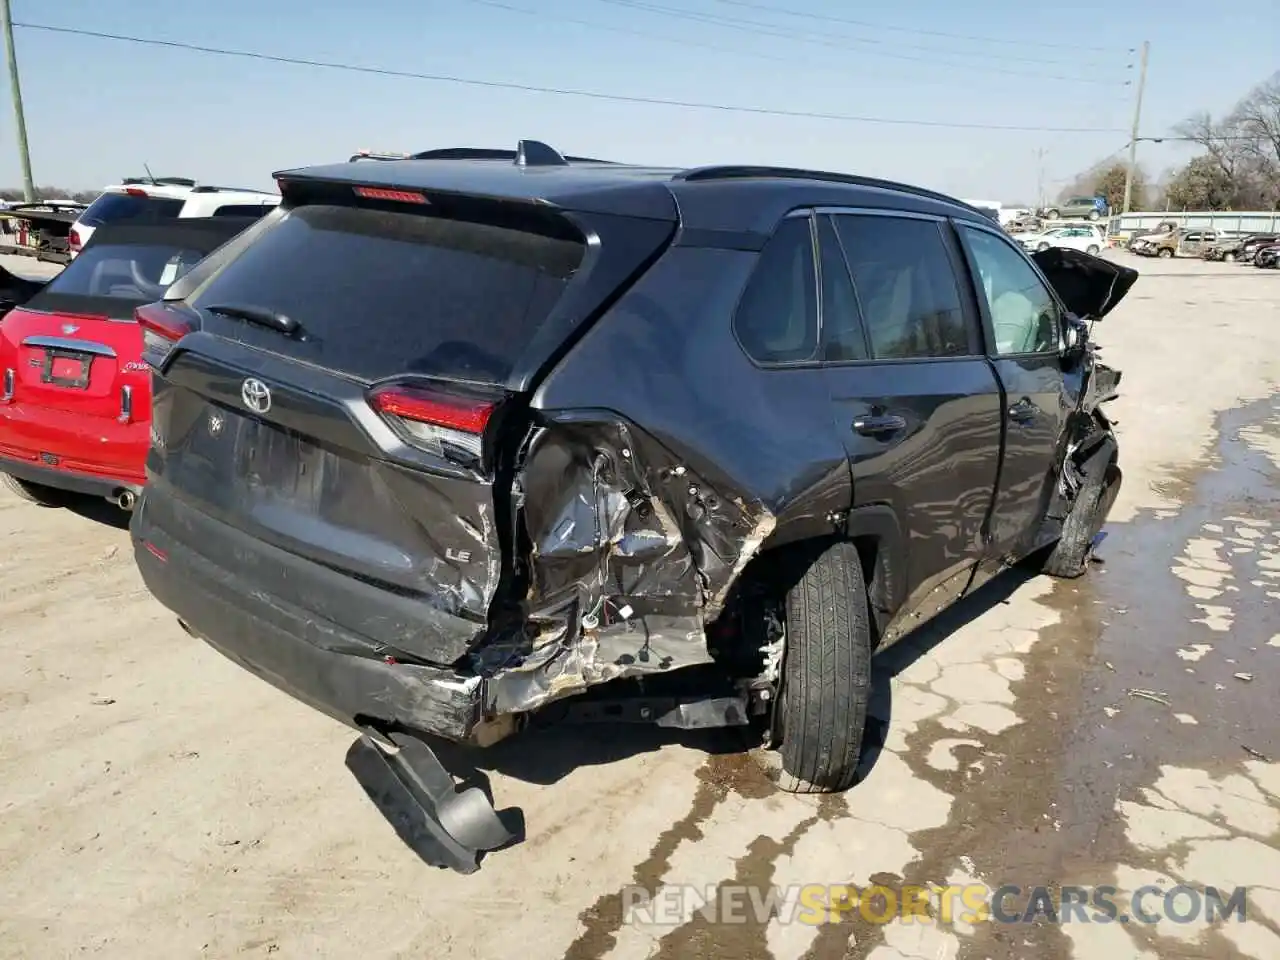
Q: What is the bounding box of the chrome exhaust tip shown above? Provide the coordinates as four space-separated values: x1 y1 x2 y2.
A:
111 489 137 512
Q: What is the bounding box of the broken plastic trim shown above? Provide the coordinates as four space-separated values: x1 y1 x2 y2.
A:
345 730 514 874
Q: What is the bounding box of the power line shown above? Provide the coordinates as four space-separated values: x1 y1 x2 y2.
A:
707 0 1128 54
587 0 1129 84
463 0 1105 86
625 0 1122 68
13 21 1127 134
461 0 860 71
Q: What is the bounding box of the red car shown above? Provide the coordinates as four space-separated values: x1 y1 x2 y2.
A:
0 218 254 510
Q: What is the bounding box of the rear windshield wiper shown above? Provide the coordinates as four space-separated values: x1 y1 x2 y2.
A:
205 302 301 337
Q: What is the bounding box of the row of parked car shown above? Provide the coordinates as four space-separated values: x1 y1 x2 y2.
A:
1200 232 1280 267
0 141 1136 872
1123 221 1280 265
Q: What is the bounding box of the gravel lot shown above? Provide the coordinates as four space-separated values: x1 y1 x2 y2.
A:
1 253 1278 960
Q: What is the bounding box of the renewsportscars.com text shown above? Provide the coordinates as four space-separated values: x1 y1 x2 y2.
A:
621 883 1250 927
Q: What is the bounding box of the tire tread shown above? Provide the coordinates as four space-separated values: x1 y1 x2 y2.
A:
777 541 872 794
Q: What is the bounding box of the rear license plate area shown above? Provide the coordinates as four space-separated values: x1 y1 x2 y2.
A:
187 407 330 500
41 348 92 389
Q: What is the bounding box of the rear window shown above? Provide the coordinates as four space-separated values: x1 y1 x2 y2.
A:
189 203 585 384
27 222 248 320
79 192 185 228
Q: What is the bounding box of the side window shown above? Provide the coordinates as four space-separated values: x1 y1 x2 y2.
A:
961 226 1062 356
832 214 972 360
733 216 818 364
816 216 868 362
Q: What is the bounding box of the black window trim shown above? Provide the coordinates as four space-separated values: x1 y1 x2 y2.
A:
813 205 986 367
815 214 873 363
953 216 1067 360
730 209 824 370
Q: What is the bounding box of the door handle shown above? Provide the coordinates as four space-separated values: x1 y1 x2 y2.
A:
1 368 12 403
853 414 907 437
1008 397 1039 423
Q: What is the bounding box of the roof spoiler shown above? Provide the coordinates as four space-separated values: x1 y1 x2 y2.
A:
349 140 616 166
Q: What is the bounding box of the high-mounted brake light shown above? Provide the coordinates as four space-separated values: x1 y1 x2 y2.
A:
124 187 149 198
369 384 496 461
352 185 428 205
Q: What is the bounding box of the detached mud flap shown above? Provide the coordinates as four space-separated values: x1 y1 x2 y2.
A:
345 731 515 874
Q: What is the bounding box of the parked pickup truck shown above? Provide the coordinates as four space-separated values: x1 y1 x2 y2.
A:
130 141 1135 873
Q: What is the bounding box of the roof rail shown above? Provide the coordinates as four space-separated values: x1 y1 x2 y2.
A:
410 140 618 165
121 176 197 187
189 184 273 194
673 165 977 212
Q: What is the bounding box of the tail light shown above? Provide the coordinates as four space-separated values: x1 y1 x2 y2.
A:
368 383 497 462
136 302 197 367
68 228 82 255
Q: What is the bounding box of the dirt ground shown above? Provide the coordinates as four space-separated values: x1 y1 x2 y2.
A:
1 254 1278 960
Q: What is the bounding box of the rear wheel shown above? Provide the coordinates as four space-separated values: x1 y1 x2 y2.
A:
1088 209 1100 220
1045 209 1060 220
1043 458 1121 579
1086 244 1100 255
768 541 873 794
1 473 69 507
1157 248 1174 259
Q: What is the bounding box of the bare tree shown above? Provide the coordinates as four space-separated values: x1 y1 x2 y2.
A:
1172 73 1280 209
1229 72 1280 206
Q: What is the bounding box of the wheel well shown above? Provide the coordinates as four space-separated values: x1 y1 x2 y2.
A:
851 535 888 645
709 533 887 673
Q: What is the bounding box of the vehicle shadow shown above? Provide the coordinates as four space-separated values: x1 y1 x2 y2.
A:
440 560 1043 792
64 492 130 530
852 561 1042 783
354 560 1048 868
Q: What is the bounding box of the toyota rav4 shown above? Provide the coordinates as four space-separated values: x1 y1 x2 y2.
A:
130 141 1133 873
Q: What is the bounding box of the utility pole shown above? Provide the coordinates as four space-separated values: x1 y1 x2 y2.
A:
0 0 34 201
1035 147 1048 210
1121 40 1150 216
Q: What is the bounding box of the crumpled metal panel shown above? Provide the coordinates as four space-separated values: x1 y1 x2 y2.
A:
474 416 774 713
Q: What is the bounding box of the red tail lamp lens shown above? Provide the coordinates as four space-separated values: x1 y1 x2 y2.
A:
369 384 496 460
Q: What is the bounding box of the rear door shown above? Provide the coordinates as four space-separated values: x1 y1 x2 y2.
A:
818 210 1003 636
955 220 1069 561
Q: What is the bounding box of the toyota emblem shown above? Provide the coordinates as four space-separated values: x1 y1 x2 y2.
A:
241 378 272 414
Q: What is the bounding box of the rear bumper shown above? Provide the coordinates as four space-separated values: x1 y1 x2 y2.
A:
0 402 147 488
131 489 490 743
0 453 141 498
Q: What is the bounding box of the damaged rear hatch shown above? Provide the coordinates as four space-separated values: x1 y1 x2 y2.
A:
138 174 677 673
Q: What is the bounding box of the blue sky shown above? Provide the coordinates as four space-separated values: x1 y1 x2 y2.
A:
4 0 1276 203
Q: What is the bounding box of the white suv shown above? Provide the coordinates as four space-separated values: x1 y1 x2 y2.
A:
1017 223 1106 256
69 177 280 257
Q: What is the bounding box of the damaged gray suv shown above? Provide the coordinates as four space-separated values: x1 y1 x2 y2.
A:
131 140 1133 872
